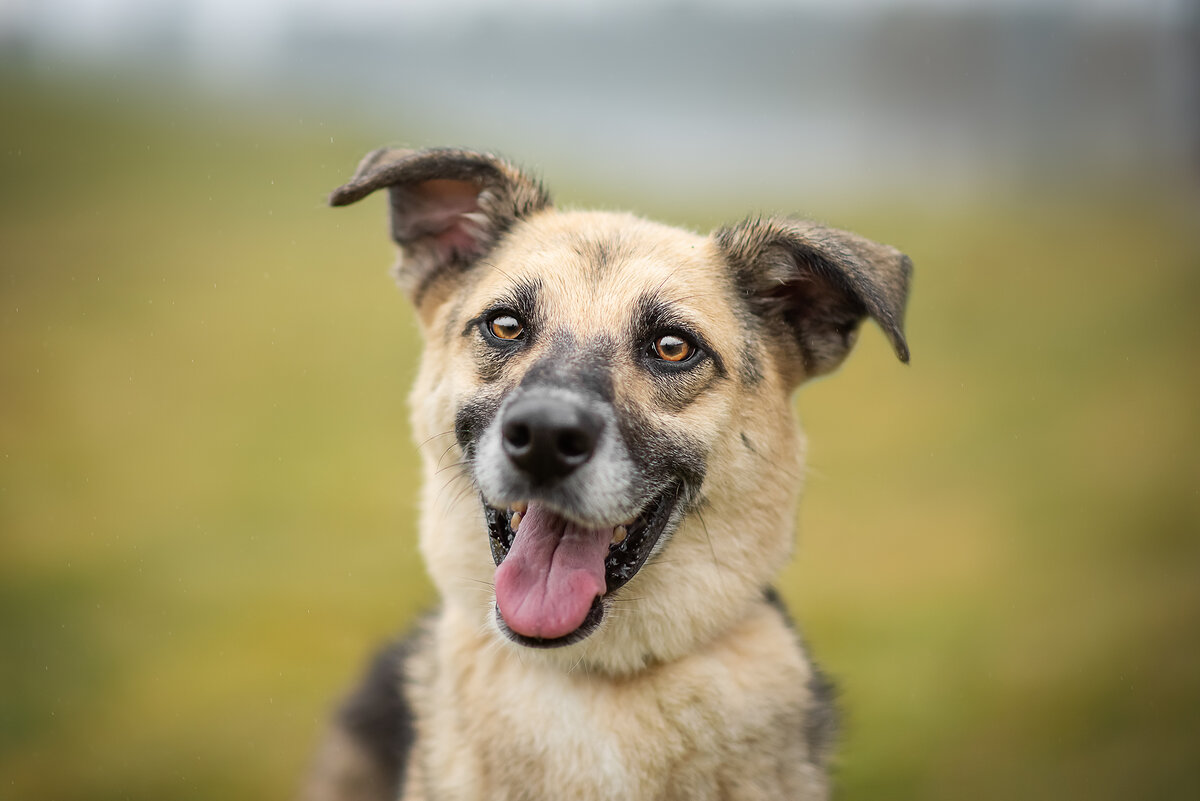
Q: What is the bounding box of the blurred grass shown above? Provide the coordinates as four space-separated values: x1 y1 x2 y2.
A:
2 74 1198 801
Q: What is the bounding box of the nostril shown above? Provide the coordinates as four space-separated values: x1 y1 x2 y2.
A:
557 429 592 460
500 395 604 480
503 421 532 451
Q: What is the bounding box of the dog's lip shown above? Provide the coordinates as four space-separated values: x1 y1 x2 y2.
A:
494 597 604 649
484 484 681 648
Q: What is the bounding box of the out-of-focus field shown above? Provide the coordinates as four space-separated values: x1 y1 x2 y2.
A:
2 76 1198 801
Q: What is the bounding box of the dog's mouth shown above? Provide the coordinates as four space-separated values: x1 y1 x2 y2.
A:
483 485 679 648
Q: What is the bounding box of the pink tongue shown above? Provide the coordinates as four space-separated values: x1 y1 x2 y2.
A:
494 502 611 640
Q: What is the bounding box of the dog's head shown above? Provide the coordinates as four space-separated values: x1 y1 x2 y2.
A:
332 148 911 672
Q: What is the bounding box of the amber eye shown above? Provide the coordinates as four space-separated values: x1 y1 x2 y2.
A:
653 334 693 362
488 314 524 341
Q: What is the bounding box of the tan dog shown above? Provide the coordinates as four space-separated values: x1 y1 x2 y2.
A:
302 148 911 801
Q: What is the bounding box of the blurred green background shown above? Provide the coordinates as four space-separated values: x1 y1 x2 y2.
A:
2 2 1199 799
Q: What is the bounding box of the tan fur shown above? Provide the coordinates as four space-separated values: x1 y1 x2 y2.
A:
404 603 825 800
304 148 910 801
413 211 803 677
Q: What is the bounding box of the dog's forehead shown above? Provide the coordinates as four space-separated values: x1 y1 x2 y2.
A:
473 210 734 323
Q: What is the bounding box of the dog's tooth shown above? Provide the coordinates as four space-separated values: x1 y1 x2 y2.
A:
512 501 528 515
511 511 523 532
611 525 627 545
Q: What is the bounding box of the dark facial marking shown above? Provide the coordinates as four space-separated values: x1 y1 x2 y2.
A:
738 341 765 385
628 293 725 412
614 401 707 508
460 276 543 338
518 332 616 404
648 360 720 414
454 393 503 459
632 293 727 377
570 231 627 283
472 341 517 384
459 277 543 383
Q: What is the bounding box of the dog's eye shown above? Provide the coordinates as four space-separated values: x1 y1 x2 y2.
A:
652 334 694 362
487 314 524 341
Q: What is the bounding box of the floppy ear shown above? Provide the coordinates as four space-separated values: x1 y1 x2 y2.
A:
329 147 551 303
714 216 912 381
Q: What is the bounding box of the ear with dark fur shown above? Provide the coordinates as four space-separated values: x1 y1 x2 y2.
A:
330 147 551 303
714 216 912 381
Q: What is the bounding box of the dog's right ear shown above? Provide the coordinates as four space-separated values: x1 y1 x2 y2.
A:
330 147 551 303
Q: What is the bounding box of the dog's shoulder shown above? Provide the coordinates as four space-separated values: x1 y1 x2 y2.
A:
299 622 432 801
762 587 839 767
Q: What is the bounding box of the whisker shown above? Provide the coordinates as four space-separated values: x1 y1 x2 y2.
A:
434 441 460 471
477 258 518 286
695 506 725 587
434 475 477 516
438 484 477 517
416 429 457 452
458 576 496 590
651 268 677 296
567 650 588 675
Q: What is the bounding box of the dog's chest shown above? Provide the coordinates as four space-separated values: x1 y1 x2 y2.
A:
444 667 714 799
412 608 815 801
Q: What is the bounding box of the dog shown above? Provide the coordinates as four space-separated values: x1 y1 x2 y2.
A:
301 147 911 801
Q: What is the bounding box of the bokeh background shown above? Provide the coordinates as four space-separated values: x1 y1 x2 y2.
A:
2 1 1198 799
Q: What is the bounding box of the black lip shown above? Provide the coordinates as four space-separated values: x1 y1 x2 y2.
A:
484 483 681 648
494 597 604 649
601 486 678 595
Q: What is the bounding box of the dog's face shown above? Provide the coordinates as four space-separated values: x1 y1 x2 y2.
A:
332 148 910 673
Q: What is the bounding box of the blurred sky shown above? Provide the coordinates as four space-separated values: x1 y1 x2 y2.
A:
4 0 1195 205
4 0 1186 55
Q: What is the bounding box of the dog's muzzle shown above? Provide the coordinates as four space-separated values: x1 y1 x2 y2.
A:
475 389 680 648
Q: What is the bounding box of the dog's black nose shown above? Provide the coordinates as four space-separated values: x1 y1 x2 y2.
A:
501 396 603 483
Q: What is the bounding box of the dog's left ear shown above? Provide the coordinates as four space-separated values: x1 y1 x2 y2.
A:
330 147 551 303
714 216 912 381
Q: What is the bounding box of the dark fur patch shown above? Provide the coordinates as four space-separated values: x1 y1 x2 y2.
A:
615 402 707 505
762 587 839 765
519 335 616 404
568 230 629 282
762 586 791 622
460 277 543 338
454 393 503 458
473 342 517 385
460 278 544 384
335 636 418 798
500 275 543 333
632 293 728 377
647 361 720 415
737 341 765 386
629 292 728 413
804 660 839 766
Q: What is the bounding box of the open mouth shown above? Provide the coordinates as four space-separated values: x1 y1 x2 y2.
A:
483 485 679 648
